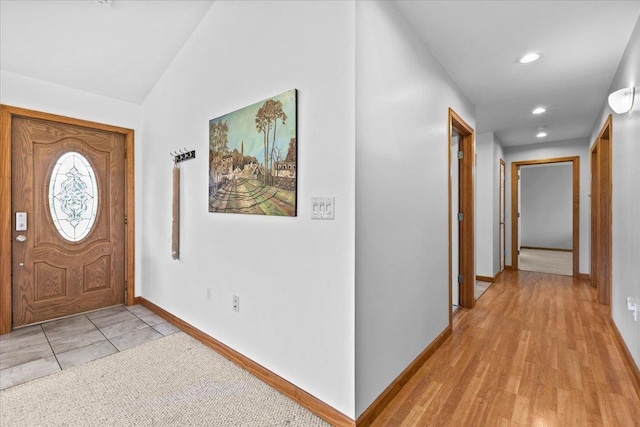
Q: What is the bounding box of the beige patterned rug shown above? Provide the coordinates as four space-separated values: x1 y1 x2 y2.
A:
519 248 572 276
0 332 329 427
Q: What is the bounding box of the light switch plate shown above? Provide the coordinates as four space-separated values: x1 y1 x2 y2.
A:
311 197 335 220
16 212 27 231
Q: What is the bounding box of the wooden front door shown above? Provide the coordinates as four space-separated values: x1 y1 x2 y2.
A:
11 116 126 327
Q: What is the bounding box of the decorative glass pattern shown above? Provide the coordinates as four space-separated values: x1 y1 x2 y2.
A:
48 152 99 242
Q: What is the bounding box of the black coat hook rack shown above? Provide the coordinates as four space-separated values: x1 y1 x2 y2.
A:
170 148 196 164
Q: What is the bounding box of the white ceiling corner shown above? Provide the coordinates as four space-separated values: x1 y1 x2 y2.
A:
0 0 215 104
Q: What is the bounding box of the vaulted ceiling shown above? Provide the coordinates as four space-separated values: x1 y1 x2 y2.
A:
0 0 214 104
2 1 638 147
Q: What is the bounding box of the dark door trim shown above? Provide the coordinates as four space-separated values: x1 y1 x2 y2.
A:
0 105 135 335
448 108 475 320
510 156 580 277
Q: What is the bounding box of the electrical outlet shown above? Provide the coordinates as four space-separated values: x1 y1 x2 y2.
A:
206 287 212 302
233 295 240 312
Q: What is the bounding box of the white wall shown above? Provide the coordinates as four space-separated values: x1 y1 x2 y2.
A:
504 139 590 274
139 1 355 418
476 132 494 277
520 164 573 249
589 18 640 369
476 132 505 278
0 70 144 292
355 0 475 417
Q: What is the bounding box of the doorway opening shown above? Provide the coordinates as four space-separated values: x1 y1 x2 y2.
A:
511 156 579 277
448 108 475 321
0 105 136 335
519 162 573 276
590 115 612 307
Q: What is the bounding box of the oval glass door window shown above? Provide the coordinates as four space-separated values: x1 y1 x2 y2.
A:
48 152 99 242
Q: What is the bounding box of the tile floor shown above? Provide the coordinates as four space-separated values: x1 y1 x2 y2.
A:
0 304 180 390
474 280 492 300
452 280 493 312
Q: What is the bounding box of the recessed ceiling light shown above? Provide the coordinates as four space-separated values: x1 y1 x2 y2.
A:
532 107 546 114
518 52 541 64
536 131 547 138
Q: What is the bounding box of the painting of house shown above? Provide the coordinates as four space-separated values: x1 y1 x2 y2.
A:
209 90 297 216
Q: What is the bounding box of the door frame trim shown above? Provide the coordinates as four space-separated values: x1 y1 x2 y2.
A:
590 115 612 307
499 158 506 273
448 108 475 321
0 105 135 335
510 156 580 277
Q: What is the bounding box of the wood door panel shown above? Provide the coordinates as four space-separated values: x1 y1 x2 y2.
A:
25 118 114 146
33 262 67 301
83 256 111 292
32 243 116 281
11 116 125 326
29 292 120 321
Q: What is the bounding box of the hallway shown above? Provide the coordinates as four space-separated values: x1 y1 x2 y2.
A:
371 271 640 426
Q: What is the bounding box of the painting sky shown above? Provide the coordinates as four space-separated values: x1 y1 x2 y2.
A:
209 89 296 165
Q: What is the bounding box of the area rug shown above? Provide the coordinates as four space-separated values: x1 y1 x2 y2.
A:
0 332 329 427
519 248 572 276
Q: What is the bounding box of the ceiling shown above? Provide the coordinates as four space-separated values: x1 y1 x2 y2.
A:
394 1 640 147
0 0 214 104
1 1 639 147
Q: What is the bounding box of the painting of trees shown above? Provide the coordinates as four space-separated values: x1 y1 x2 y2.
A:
208 89 296 216
255 99 287 185
209 120 228 194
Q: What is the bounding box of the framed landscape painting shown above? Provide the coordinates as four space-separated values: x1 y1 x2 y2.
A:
208 89 297 216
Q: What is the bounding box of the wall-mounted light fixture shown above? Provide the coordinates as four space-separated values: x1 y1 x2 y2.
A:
608 86 636 114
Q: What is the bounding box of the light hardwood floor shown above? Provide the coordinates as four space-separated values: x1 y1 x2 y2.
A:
370 270 640 426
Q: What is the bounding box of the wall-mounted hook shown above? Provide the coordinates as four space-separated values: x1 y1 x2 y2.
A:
171 148 196 164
